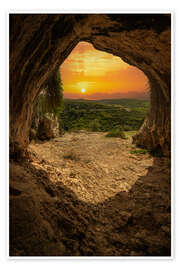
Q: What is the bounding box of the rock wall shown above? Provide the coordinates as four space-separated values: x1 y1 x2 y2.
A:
9 14 171 157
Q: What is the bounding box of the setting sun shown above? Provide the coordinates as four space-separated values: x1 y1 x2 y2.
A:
81 88 86 93
61 41 149 100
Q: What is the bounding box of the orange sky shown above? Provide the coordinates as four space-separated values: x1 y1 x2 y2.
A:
61 41 149 100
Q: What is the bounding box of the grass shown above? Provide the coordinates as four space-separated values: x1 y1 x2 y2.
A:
130 146 164 157
130 149 148 155
124 131 137 138
105 129 127 139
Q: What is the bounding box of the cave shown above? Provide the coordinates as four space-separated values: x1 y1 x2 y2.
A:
10 14 171 158
9 14 171 257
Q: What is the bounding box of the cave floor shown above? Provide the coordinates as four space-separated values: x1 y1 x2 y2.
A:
10 132 171 256
29 131 155 204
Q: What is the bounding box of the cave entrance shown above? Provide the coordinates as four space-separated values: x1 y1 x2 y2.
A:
29 41 152 204
9 15 171 158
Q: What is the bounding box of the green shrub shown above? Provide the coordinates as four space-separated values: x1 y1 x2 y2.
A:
130 149 147 154
88 119 101 131
60 99 149 133
123 125 132 131
105 129 127 139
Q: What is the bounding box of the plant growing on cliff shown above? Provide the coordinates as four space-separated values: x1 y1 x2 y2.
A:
39 69 63 118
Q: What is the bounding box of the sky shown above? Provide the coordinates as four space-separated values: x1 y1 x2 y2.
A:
60 41 149 100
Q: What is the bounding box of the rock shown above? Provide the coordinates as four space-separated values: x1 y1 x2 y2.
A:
153 213 171 226
161 225 171 235
37 115 59 140
130 251 141 256
135 229 150 240
120 211 132 224
29 128 37 141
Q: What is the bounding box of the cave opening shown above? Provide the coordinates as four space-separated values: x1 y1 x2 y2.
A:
9 14 171 158
28 40 152 204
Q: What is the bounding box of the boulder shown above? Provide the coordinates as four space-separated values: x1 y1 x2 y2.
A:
37 115 59 140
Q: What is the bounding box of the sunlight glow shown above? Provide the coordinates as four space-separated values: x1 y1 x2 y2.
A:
61 41 149 100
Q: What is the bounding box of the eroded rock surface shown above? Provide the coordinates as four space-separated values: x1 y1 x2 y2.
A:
10 14 171 156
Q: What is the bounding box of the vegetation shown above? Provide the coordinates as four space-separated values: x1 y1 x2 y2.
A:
124 131 137 138
38 69 63 118
88 119 101 131
130 149 148 154
60 98 149 132
96 98 149 109
130 147 164 157
105 129 127 139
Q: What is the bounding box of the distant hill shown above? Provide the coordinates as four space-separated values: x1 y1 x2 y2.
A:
96 99 149 108
64 98 149 109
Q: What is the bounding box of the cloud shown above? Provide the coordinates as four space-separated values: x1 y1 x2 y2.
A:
61 41 129 76
61 41 149 99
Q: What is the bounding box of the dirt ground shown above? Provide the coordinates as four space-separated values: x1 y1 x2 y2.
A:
29 131 154 204
10 131 171 256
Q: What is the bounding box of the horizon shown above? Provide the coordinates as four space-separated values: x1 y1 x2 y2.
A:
64 97 150 101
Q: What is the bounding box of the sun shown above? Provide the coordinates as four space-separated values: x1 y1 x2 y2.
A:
81 88 86 93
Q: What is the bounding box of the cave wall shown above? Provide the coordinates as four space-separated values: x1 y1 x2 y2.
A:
9 14 171 157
